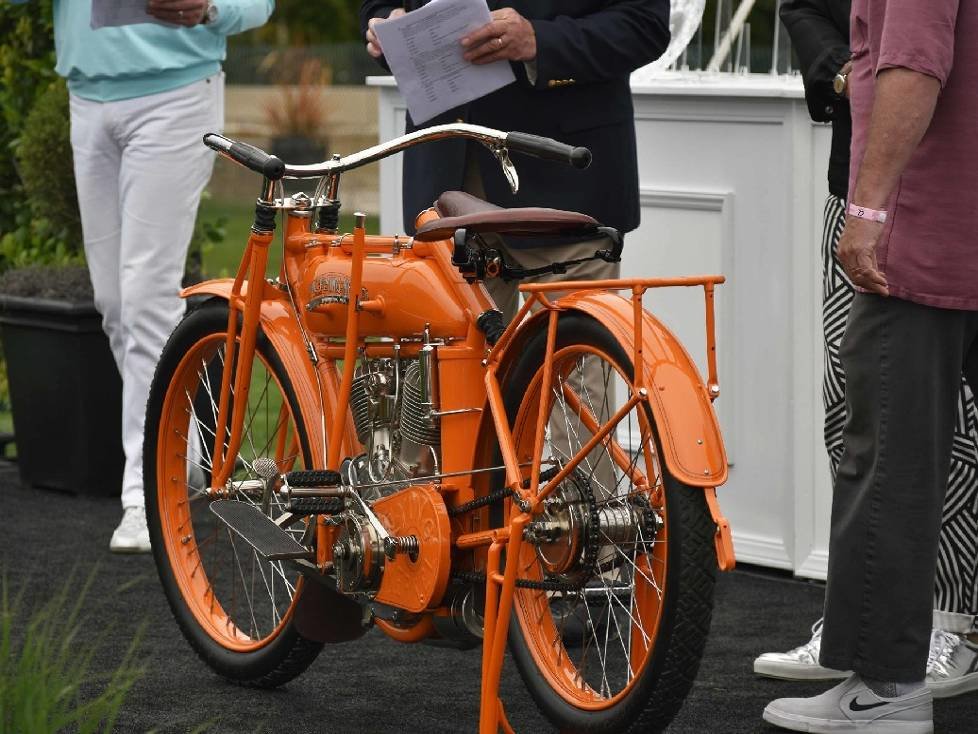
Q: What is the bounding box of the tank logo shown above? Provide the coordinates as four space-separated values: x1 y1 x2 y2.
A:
310 272 368 301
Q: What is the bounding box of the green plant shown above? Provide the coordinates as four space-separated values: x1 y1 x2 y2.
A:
0 570 146 734
186 191 228 285
0 0 56 241
15 79 81 253
0 77 83 270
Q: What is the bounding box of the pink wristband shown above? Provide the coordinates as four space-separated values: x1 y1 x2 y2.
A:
847 202 888 223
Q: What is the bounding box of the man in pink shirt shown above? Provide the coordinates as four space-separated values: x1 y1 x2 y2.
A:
764 2 978 732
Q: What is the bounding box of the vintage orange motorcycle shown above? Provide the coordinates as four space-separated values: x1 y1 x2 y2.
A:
144 123 734 733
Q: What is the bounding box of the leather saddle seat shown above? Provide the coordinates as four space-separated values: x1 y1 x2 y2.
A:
413 191 600 242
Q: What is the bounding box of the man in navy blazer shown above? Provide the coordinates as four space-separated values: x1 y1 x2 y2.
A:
360 1 669 539
359 1 670 238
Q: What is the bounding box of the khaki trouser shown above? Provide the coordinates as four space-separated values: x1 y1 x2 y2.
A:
463 149 621 499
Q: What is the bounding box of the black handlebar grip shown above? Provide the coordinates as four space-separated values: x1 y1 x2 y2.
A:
203 133 286 181
506 131 592 170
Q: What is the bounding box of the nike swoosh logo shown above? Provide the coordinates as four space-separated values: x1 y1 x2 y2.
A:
849 697 890 712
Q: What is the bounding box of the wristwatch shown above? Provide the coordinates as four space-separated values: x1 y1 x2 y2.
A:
833 70 848 96
202 1 219 25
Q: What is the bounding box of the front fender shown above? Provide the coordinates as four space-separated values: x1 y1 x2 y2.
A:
494 290 728 489
182 281 367 630
181 279 341 468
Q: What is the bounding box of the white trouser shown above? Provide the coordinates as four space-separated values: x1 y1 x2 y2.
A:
69 74 223 509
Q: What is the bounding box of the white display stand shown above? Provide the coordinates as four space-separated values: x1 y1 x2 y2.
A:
367 71 834 580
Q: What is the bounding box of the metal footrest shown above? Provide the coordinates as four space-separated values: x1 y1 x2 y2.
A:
210 500 311 561
289 496 345 516
285 469 342 488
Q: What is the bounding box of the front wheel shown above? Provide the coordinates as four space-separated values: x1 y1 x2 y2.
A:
501 313 717 732
144 300 322 687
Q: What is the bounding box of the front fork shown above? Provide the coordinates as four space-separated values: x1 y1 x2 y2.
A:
210 217 274 488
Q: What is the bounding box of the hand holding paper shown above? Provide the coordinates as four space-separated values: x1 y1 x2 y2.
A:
372 0 516 124
366 9 406 59
147 0 209 27
461 7 537 65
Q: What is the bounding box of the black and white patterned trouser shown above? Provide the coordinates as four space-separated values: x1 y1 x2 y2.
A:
822 194 978 630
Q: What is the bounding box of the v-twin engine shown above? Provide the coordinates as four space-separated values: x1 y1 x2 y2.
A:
346 341 441 501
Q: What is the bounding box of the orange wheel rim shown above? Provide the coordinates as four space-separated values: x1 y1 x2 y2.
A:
156 333 306 652
511 344 667 709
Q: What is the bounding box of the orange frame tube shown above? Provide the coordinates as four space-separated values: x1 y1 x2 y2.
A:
326 216 367 471
211 230 272 487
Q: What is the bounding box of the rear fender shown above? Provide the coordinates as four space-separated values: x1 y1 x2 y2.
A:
493 291 728 487
491 290 734 570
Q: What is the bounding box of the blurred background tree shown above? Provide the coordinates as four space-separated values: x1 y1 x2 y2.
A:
0 0 60 267
236 0 360 45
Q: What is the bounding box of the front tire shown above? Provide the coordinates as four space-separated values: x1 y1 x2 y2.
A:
501 313 717 732
144 301 322 687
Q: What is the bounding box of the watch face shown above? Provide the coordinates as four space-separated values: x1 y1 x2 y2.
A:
206 3 219 23
833 74 847 96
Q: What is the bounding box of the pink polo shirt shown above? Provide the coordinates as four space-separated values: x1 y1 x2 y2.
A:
849 0 978 310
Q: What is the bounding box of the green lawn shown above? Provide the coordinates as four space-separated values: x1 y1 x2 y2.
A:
197 197 378 279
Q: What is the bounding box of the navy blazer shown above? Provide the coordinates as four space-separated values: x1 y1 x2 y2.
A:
360 1 670 235
780 0 851 198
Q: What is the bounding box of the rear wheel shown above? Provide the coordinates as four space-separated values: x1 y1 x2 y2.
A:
144 301 322 686
501 313 717 732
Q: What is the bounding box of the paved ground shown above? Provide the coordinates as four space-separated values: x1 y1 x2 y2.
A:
3 463 977 732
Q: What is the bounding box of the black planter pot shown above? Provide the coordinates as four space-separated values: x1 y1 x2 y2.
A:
0 294 123 496
269 135 327 165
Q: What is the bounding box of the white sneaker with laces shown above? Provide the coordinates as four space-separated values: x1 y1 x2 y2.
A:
754 618 852 681
924 629 978 699
763 674 933 733
109 506 151 554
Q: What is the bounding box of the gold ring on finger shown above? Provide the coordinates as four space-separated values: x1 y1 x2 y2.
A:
495 36 504 49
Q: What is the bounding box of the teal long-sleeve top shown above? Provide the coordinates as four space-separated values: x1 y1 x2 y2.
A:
8 1 274 101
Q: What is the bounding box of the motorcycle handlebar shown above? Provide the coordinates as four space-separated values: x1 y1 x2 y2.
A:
202 124 592 181
203 133 286 181
505 132 592 170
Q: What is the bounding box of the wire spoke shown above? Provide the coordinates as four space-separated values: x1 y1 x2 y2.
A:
512 346 673 702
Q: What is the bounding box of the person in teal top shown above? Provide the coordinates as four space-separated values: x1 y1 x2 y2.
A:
12 1 272 100
8 0 273 551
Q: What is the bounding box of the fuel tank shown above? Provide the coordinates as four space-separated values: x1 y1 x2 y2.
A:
298 245 470 340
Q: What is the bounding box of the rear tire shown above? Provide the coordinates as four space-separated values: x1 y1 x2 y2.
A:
144 300 322 687
500 313 717 732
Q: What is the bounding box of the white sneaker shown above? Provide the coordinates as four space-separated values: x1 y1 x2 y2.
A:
109 506 151 554
763 674 933 733
754 618 852 681
924 629 978 699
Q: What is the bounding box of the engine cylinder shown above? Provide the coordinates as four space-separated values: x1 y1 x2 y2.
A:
350 371 372 443
400 361 440 446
